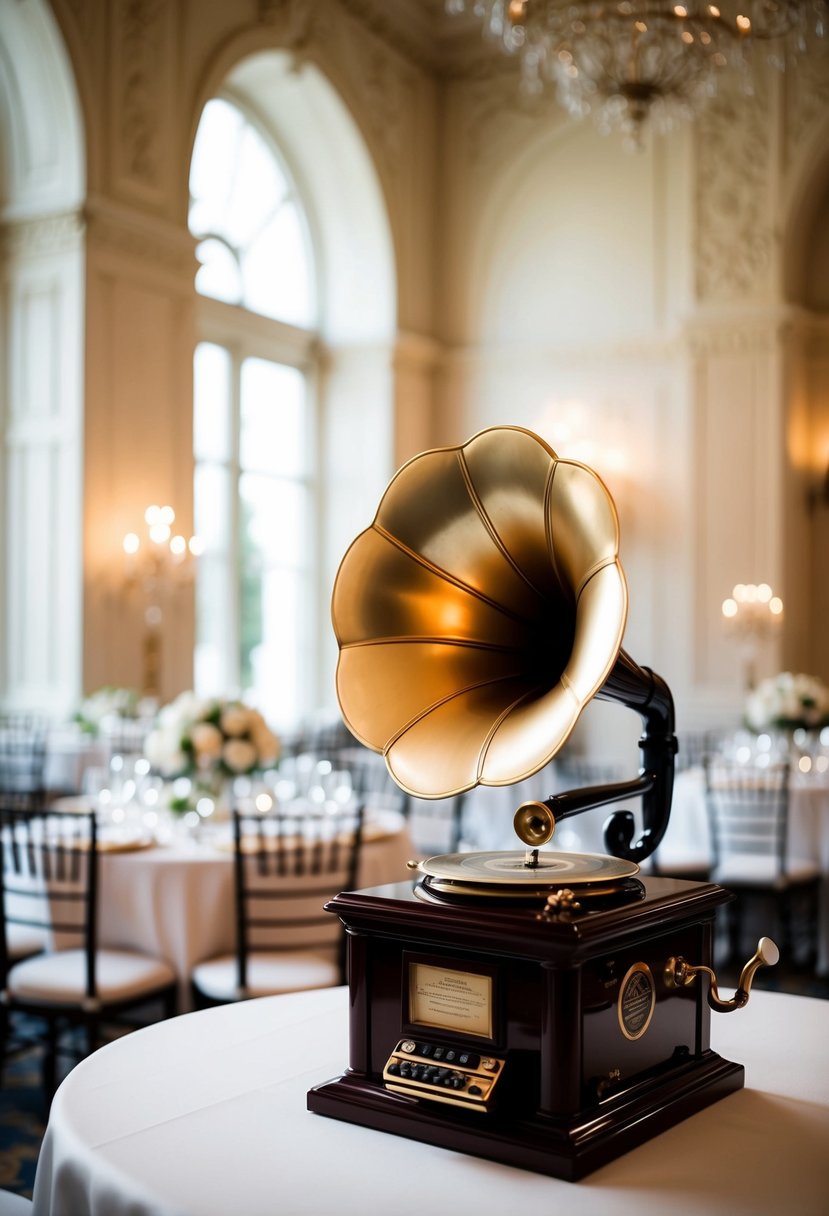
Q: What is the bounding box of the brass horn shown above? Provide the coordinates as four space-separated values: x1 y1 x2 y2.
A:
332 425 676 863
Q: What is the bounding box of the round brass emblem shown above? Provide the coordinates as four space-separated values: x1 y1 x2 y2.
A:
617 962 655 1041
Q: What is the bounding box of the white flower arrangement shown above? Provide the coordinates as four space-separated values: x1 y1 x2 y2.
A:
144 691 280 780
75 686 139 735
745 672 829 733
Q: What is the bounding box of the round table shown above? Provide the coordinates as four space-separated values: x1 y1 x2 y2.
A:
30 985 829 1216
47 810 415 1012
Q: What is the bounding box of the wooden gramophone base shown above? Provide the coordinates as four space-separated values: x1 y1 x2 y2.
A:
307 876 744 1179
309 1051 743 1181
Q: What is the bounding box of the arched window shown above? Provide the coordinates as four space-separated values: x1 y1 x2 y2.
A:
189 97 318 730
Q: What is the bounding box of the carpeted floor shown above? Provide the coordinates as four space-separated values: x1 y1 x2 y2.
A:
0 1045 49 1199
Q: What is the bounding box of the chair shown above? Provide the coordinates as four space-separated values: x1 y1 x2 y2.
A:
703 758 820 967
191 800 365 1006
0 715 47 802
675 729 723 773
0 802 177 1099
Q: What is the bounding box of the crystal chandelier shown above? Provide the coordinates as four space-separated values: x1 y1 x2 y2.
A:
447 1 827 141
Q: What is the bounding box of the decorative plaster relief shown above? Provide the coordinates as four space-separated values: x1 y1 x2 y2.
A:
257 0 319 53
84 200 196 281
784 33 829 170
445 333 681 370
110 0 175 206
0 210 85 258
685 315 789 356
257 0 414 191
358 46 415 178
694 81 773 301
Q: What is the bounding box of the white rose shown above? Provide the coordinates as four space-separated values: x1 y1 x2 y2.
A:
144 728 188 777
745 692 765 731
222 738 258 773
162 691 208 734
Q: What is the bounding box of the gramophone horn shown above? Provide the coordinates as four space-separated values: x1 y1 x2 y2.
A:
332 425 676 863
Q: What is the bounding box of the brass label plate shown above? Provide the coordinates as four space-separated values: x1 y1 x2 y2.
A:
617 962 655 1041
408 962 493 1039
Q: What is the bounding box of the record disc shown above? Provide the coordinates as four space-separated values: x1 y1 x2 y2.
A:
414 850 639 886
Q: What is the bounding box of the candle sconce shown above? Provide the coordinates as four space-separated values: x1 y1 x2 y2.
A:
721 582 784 692
121 506 202 699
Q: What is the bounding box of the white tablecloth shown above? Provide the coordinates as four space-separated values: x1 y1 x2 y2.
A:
91 814 414 1011
31 985 829 1216
43 726 109 794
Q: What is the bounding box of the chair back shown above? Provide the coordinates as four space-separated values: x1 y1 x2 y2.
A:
676 729 723 773
703 758 791 878
0 803 97 994
233 801 365 991
0 715 48 797
276 744 409 819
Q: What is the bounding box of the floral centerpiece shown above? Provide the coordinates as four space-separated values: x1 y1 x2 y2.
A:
745 672 829 734
144 691 280 815
75 686 139 735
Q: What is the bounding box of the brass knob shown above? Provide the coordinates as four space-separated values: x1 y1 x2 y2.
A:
514 801 556 847
664 936 779 1013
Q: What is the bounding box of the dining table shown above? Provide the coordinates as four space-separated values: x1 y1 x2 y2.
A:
30 983 829 1216
45 806 415 1012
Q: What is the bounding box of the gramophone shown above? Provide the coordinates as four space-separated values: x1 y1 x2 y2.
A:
307 425 777 1179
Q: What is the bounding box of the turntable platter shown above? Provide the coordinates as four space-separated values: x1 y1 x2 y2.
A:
415 850 640 886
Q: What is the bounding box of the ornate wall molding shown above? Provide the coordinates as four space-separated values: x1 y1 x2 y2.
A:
684 312 793 357
783 31 829 172
110 0 176 206
257 0 322 53
0 209 85 258
84 197 197 280
694 77 773 302
444 332 683 369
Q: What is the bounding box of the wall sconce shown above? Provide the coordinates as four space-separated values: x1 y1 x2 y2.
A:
122 505 202 699
721 582 784 691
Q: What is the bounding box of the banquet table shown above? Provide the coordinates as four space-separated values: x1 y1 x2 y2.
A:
52 811 414 1012
30 984 829 1216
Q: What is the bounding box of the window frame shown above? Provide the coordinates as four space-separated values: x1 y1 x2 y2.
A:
194 297 322 727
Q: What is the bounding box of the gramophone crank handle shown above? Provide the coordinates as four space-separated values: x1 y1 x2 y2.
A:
664 937 780 1012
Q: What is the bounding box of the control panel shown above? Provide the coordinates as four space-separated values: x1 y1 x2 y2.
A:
382 1038 506 1112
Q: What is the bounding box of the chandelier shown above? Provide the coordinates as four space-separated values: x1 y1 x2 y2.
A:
447 1 827 141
